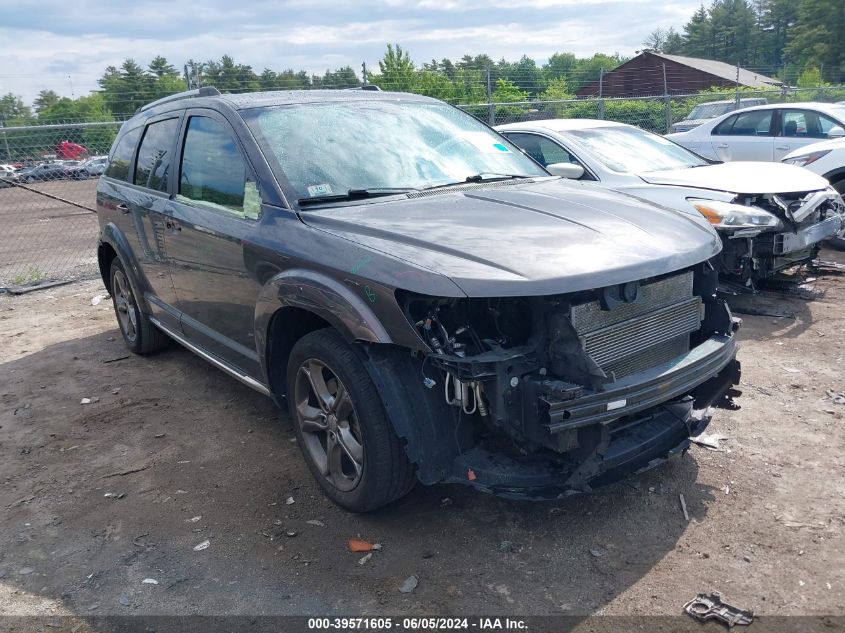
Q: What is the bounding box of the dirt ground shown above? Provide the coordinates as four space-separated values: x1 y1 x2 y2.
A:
0 252 843 627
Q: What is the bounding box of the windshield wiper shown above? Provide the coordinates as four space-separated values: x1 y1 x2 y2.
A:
421 173 534 191
297 187 419 206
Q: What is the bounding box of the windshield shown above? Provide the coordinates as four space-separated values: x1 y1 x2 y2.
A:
243 100 546 202
687 103 734 120
568 126 708 173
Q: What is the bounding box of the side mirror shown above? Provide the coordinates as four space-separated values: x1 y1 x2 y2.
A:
828 126 845 139
546 162 585 179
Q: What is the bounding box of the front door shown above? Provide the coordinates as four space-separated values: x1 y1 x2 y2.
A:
165 110 264 376
709 109 775 161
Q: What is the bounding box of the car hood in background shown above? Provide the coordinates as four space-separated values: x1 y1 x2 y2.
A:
638 162 830 195
299 179 721 297
782 137 845 159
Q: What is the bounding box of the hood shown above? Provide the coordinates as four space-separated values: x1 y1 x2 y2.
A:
299 179 721 297
638 162 830 195
672 119 708 131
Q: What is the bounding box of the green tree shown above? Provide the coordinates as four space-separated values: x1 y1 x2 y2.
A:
758 0 797 69
0 93 33 122
683 5 714 58
663 28 686 54
33 89 60 113
148 55 178 78
375 43 417 91
709 0 757 66
786 0 845 83
543 52 578 82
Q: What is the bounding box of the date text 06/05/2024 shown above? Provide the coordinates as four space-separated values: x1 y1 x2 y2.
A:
307 617 528 630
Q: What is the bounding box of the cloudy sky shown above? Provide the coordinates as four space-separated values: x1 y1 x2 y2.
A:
1 0 703 104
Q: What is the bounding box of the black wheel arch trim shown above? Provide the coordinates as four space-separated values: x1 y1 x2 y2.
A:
98 222 153 315
823 168 845 185
255 268 394 400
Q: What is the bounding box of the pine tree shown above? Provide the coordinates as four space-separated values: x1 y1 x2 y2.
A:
786 0 845 82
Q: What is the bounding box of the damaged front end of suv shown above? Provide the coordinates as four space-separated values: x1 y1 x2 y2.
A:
367 262 741 499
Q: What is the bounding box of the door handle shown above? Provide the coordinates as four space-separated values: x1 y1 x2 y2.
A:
116 203 129 213
716 143 729 149
776 145 790 150
165 219 181 233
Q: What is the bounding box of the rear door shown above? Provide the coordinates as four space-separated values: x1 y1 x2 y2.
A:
709 109 775 161
774 108 845 161
165 109 264 376
98 119 181 327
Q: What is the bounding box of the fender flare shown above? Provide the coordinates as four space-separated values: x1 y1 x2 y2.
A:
255 268 392 346
99 223 153 315
823 168 845 187
254 268 393 389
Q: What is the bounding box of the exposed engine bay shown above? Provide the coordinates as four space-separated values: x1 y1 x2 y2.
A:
719 189 844 288
392 262 741 497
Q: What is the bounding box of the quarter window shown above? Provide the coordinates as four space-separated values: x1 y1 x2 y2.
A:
134 118 179 191
105 126 142 181
178 116 255 218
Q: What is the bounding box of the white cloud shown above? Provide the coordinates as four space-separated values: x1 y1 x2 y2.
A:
0 0 703 105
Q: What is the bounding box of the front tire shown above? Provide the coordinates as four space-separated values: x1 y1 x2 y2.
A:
286 329 415 512
826 178 845 251
109 258 168 354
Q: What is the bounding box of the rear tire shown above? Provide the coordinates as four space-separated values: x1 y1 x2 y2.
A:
286 329 415 512
109 258 169 354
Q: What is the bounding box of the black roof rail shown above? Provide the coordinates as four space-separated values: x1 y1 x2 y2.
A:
345 85 381 91
137 86 222 113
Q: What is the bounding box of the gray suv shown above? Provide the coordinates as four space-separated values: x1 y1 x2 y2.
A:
96 87 741 511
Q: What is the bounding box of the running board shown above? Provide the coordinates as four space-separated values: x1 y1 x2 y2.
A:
149 317 272 397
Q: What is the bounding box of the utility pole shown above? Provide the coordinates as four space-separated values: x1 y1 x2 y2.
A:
0 121 11 162
735 61 740 106
362 62 368 86
184 64 192 90
597 68 605 120
486 66 494 126
662 62 671 134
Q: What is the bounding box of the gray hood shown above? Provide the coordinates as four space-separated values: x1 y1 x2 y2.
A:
300 179 721 297
638 162 830 195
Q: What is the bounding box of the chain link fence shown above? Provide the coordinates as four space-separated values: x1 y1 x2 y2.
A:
0 120 122 291
2 85 845 290
462 85 845 130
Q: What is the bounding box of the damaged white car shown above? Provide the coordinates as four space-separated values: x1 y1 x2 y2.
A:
498 119 845 290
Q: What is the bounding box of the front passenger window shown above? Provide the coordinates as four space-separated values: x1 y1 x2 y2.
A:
178 116 258 219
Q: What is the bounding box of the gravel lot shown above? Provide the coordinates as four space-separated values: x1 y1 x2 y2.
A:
0 251 843 629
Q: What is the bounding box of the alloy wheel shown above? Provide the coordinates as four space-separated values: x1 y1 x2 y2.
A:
112 269 138 343
293 358 364 492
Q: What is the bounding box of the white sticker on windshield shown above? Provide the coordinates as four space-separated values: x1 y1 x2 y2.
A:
307 183 333 197
460 131 512 153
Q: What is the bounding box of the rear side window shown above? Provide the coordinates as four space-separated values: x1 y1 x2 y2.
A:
105 127 142 181
713 110 773 136
178 116 257 218
134 118 180 191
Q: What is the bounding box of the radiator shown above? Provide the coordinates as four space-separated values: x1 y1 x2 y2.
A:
570 271 702 379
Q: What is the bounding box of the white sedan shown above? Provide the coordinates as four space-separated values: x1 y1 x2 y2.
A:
665 102 845 162
783 137 845 249
496 118 845 289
